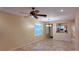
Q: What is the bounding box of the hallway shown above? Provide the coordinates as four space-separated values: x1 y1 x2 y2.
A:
15 39 75 51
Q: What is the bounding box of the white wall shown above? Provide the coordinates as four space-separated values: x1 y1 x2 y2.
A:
74 14 79 50
0 11 45 50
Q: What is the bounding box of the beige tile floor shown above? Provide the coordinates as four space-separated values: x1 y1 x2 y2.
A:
15 39 75 51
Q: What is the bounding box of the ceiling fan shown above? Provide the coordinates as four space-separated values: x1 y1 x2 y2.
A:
20 7 47 19
30 7 47 19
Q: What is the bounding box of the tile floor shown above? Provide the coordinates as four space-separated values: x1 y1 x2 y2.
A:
15 39 75 51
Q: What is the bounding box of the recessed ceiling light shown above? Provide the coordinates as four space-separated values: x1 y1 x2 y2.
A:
60 9 64 12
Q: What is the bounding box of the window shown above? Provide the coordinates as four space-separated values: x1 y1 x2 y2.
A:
56 23 68 33
34 23 43 36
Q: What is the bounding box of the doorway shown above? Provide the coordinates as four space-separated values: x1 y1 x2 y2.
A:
46 24 53 39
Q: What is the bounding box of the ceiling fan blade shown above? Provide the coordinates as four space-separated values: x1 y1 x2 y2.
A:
35 10 40 13
36 14 47 17
33 15 38 19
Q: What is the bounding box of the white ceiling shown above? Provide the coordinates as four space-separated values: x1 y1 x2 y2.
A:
0 7 79 22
